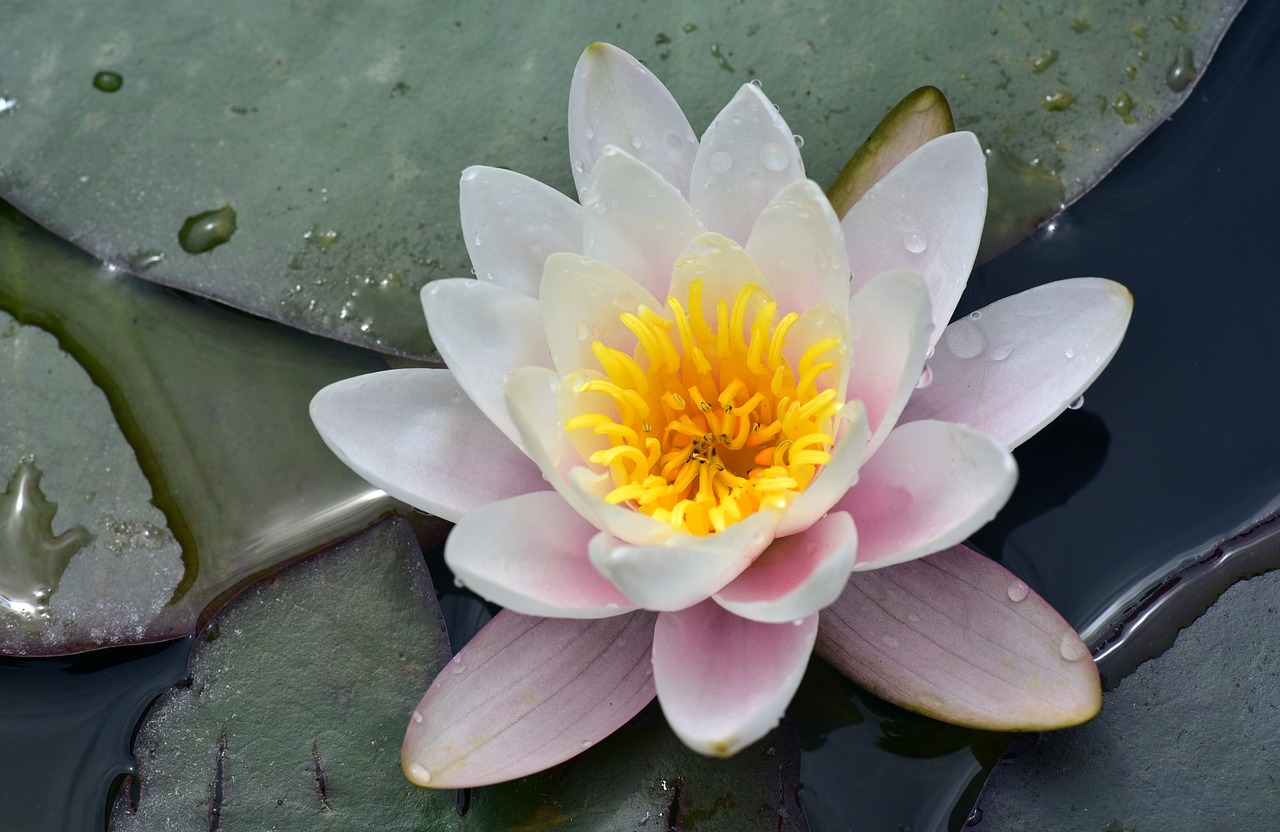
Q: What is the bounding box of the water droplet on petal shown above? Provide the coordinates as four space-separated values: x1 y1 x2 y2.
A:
944 318 986 359
584 127 595 140
969 310 982 321
412 711 424 723
1059 632 1089 662
759 142 789 171
581 740 593 749
576 321 592 341
1006 581 1029 602
1068 395 1085 410
709 151 733 173
793 133 805 148
631 136 644 149
749 78 763 88
449 391 461 403
907 612 922 623
903 230 928 254
407 763 432 784
461 168 480 182
1064 347 1075 359
881 634 900 649
916 365 933 389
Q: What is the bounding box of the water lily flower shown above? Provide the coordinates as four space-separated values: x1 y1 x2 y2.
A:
310 43 1131 787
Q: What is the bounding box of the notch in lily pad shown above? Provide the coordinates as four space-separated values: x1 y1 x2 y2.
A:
178 205 237 254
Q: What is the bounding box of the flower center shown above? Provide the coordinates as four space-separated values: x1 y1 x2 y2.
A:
566 280 844 536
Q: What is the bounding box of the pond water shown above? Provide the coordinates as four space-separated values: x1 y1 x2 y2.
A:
1 1 1278 829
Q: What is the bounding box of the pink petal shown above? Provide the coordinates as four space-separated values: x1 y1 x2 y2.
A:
653 601 817 756
816 544 1101 731
460 166 582 298
403 610 657 787
714 511 858 622
837 420 1016 571
568 42 699 198
900 277 1133 449
310 369 548 523
445 491 636 618
745 178 852 316
845 268 932 453
690 84 805 245
581 146 706 301
588 509 780 611
841 131 986 348
421 278 552 447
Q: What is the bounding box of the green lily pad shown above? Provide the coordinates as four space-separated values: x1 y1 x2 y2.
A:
108 518 459 830
0 209 393 655
0 0 1243 358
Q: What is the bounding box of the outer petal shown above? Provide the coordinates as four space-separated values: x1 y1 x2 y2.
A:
714 511 858 622
421 278 552 447
445 491 636 618
746 178 852 316
653 601 817 756
816 544 1101 731
581 146 707 300
460 166 582 297
310 369 548 522
540 252 661 377
403 609 657 787
588 509 780 612
775 406 870 537
836 420 1017 571
690 84 805 245
900 278 1133 449
845 268 932 453
568 42 700 198
841 131 986 347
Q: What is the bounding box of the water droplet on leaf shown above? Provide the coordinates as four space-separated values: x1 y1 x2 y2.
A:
178 205 237 254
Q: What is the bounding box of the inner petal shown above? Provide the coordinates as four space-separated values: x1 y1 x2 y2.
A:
566 278 847 537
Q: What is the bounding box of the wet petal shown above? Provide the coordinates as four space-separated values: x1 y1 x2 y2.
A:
445 491 636 618
816 544 1101 731
690 84 804 245
568 42 699 198
842 132 986 348
421 278 551 446
746 178 852 316
460 165 582 298
837 420 1016 571
901 278 1133 448
310 369 548 522
403 609 657 787
714 511 857 622
653 601 817 755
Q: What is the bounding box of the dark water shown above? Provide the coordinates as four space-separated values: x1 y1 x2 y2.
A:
1 1 1279 830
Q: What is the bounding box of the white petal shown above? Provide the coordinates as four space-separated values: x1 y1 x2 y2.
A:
568 42 700 197
745 178 852 316
460 166 582 297
690 84 805 245
653 602 817 756
667 231 775 317
714 511 858 622
588 510 779 611
901 278 1133 448
421 279 551 447
581 146 706 301
776 405 870 537
539 252 660 377
837 420 1017 571
845 268 933 453
310 369 548 522
445 491 636 618
841 132 986 348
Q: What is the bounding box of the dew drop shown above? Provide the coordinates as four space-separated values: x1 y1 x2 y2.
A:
759 142 789 171
581 740 593 749
460 168 480 182
944 318 986 359
915 365 933 389
968 310 982 321
902 230 927 254
631 136 643 149
576 321 592 341
665 131 685 150
881 634 900 649
412 711 424 724
451 662 466 674
178 205 237 254
472 233 482 247
1006 581 1029 602
1068 395 1084 410
792 133 805 148
92 70 123 93
449 391 461 403
1165 45 1196 92
407 764 432 784
1058 632 1089 662
907 612 922 623
584 127 595 140
749 78 763 88
709 151 733 174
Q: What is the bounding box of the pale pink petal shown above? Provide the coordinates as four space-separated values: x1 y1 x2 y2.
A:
689 84 805 245
403 610 657 787
666 231 774 315
460 166 582 298
714 511 857 622
745 178 852 316
836 420 1017 571
775 406 869 537
568 42 699 198
539 252 660 378
421 279 551 447
779 301 853 404
445 491 636 618
310 369 548 523
841 132 986 348
588 510 780 611
901 278 1133 449
653 601 817 756
816 544 1101 731
581 146 706 300
845 268 932 453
